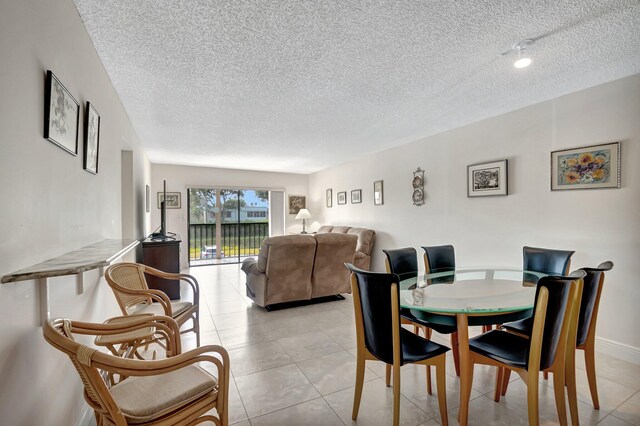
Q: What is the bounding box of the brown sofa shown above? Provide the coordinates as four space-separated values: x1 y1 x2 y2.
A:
316 225 376 270
241 233 357 307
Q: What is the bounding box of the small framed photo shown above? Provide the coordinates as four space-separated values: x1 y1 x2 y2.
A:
83 102 100 174
551 142 621 191
158 192 181 209
374 180 384 205
288 195 306 214
326 188 332 208
145 185 150 213
337 191 347 205
467 159 508 197
44 70 79 155
351 189 362 204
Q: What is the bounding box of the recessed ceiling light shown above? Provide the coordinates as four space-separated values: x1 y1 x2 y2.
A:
514 57 532 68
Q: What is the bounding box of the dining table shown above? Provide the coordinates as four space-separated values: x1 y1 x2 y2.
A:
399 268 546 426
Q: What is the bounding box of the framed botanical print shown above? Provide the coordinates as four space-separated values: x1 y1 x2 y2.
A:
337 191 347 205
351 189 362 204
551 142 621 190
44 70 79 155
326 188 332 207
467 159 508 197
83 102 100 174
374 180 383 205
158 192 181 209
288 195 306 214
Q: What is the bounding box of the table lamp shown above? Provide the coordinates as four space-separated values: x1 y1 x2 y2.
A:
295 209 311 234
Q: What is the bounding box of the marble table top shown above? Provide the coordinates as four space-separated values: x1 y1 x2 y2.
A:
1 239 140 283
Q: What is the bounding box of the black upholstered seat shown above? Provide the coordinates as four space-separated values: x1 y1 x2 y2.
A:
345 263 449 426
469 329 530 369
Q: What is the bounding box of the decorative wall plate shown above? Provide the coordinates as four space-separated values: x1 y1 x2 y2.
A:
412 168 425 206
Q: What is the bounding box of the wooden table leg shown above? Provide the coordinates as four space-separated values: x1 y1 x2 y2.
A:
457 313 472 426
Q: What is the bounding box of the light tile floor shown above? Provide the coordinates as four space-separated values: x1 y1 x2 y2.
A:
177 264 640 426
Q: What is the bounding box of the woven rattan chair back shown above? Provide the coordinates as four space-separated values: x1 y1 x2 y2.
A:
105 263 152 311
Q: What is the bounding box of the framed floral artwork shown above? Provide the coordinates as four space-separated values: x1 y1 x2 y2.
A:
551 142 621 191
326 188 332 208
351 189 362 204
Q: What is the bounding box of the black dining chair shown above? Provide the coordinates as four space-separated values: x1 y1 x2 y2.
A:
345 263 449 426
382 248 459 393
499 262 613 423
467 271 584 426
422 245 456 272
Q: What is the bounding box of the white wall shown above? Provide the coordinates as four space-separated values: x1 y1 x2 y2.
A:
150 164 308 268
309 75 640 360
0 0 150 424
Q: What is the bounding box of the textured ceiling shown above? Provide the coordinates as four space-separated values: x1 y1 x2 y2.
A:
73 0 640 174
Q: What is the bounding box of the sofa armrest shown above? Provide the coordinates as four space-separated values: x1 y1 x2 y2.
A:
241 258 258 274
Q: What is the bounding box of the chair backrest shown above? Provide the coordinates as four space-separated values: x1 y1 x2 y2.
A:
346 263 402 365
530 272 583 370
523 246 574 275
104 263 152 312
422 245 455 273
576 261 613 346
382 247 418 280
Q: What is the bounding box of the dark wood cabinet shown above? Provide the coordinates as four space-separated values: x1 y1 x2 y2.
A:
141 235 181 300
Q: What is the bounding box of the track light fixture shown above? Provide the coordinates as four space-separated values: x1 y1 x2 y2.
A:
512 39 534 68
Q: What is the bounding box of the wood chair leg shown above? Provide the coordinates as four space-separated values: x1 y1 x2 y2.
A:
386 363 392 387
451 332 460 377
584 346 600 409
393 363 401 426
566 358 579 426
494 367 504 402
435 356 449 426
501 368 511 396
552 368 568 426
425 327 433 395
195 314 201 347
543 371 549 380
526 370 540 426
352 351 366 420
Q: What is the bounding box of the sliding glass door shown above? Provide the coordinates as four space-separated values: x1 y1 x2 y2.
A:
188 188 270 266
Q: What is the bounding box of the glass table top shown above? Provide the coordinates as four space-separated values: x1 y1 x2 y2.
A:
399 268 546 315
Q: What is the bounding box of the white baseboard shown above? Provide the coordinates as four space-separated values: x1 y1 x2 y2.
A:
596 336 640 365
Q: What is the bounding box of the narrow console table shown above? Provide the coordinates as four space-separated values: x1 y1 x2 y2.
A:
1 239 139 324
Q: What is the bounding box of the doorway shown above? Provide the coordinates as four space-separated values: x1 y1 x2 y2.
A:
187 188 272 266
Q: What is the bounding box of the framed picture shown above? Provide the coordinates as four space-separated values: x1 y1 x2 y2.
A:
467 159 508 197
374 180 384 205
44 70 79 155
351 189 362 204
551 142 621 191
145 185 150 213
337 191 347 205
158 192 181 209
288 195 306 214
326 188 332 208
83 102 100 174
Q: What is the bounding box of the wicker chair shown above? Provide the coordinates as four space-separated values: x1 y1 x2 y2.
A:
105 262 201 347
43 316 229 426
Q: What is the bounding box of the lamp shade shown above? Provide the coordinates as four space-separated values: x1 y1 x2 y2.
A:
295 209 311 220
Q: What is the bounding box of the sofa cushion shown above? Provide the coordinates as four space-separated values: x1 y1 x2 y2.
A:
347 227 376 255
331 226 351 233
316 225 334 234
311 233 357 297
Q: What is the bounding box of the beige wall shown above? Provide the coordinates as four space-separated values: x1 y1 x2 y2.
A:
309 75 640 361
150 164 309 268
0 0 150 424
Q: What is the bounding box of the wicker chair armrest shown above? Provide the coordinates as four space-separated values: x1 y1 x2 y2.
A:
110 285 173 315
72 315 182 356
92 345 229 382
141 265 200 305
